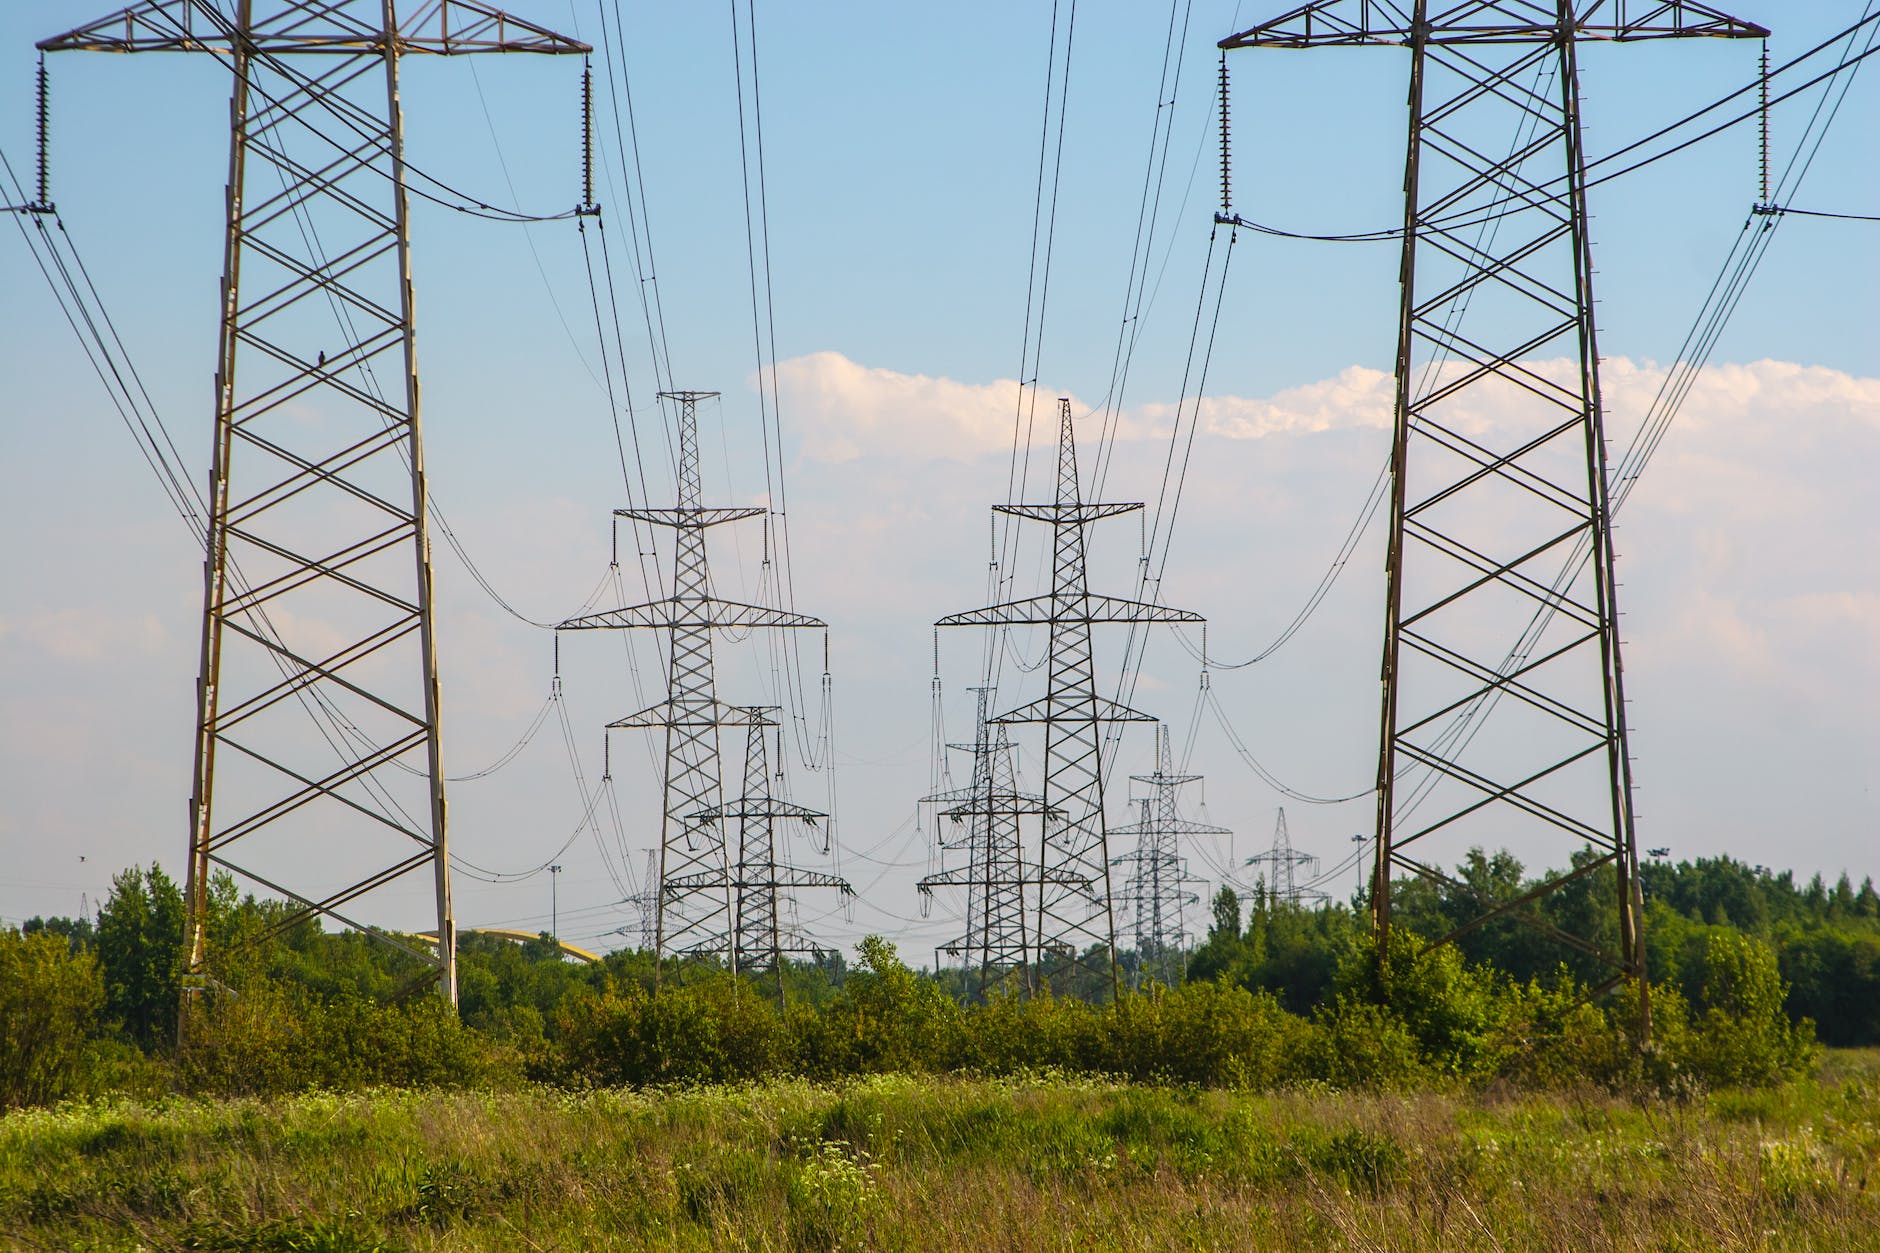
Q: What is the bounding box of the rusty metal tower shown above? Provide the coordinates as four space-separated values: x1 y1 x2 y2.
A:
38 0 588 1005
558 391 824 968
1221 3 1766 1010
678 710 851 1004
1111 725 1221 988
939 399 1203 999
917 686 1076 995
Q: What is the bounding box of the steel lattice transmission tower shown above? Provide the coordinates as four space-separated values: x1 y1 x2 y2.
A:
558 392 825 968
1244 808 1327 907
679 710 851 1004
917 687 1077 995
1110 726 1221 988
1221 2 1765 1005
39 0 588 1005
939 399 1203 999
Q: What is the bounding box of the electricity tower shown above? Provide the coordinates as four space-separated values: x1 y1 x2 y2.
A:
939 399 1203 999
39 0 588 1007
678 710 851 1004
625 849 658 953
558 391 824 969
1221 2 1766 1010
1244 808 1327 907
917 687 1076 995
1110 725 1220 988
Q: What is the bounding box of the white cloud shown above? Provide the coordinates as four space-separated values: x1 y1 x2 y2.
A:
0 608 168 662
774 351 1880 470
769 351 1058 464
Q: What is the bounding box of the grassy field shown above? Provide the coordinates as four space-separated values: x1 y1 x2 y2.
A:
4 1055 1879 1252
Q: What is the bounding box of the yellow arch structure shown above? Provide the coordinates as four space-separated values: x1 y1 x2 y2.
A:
415 929 600 965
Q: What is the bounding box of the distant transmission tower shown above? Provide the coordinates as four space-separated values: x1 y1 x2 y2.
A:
917 687 1076 995
1221 2 1766 1016
939 399 1202 999
1111 725 1221 987
624 849 658 953
39 0 588 1009
1244 808 1327 907
680 711 851 1004
559 392 825 969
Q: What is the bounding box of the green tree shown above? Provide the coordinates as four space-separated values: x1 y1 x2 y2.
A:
1209 885 1242 943
0 928 104 1107
96 863 186 1050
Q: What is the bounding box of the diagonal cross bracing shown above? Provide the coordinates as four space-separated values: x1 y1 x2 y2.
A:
42 0 589 1013
558 392 827 970
1221 1 1764 1025
917 688 1075 996
938 399 1203 1000
679 713 852 1006
1110 726 1222 988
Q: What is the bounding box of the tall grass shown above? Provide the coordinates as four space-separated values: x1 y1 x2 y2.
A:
4 1059 1878 1251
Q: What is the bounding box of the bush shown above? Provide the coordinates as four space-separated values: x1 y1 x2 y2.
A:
1338 930 1509 1080
817 937 959 1075
1305 996 1425 1089
555 975 790 1087
1492 972 1625 1089
179 980 507 1096
0 928 105 1108
1101 980 1307 1087
948 987 1100 1076
1674 932 1817 1088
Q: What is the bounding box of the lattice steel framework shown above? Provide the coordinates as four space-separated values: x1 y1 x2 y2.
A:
1244 808 1327 906
939 399 1203 1000
1110 726 1220 988
675 710 851 1004
917 687 1075 995
40 0 588 1006
559 392 824 967
1221 1 1765 1003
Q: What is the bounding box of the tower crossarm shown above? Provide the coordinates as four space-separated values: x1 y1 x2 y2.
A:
691 799 826 824
1111 817 1233 837
761 867 856 894
937 593 1203 629
40 0 592 55
992 692 1159 726
994 501 1143 524
918 866 1091 893
559 599 825 632
615 507 767 529
608 699 777 731
663 869 731 892
938 795 1060 820
1218 0 1766 49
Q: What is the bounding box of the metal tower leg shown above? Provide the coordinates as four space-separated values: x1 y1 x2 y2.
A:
940 399 1204 999
40 0 590 1015
1220 1 1767 1018
560 392 826 974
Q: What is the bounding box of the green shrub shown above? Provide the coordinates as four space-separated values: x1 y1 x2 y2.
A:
179 980 505 1096
1305 996 1425 1089
948 988 1100 1075
1101 980 1307 1087
1675 932 1817 1088
0 928 105 1108
820 937 960 1074
555 976 789 1087
1347 930 1510 1079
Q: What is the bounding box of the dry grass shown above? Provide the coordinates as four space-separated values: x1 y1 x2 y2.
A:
3 1057 1878 1251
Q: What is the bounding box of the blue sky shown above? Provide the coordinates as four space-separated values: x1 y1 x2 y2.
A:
2 1 1875 956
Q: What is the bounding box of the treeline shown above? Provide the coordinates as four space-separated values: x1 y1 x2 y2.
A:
1 852 1863 1108
1190 850 1880 1048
